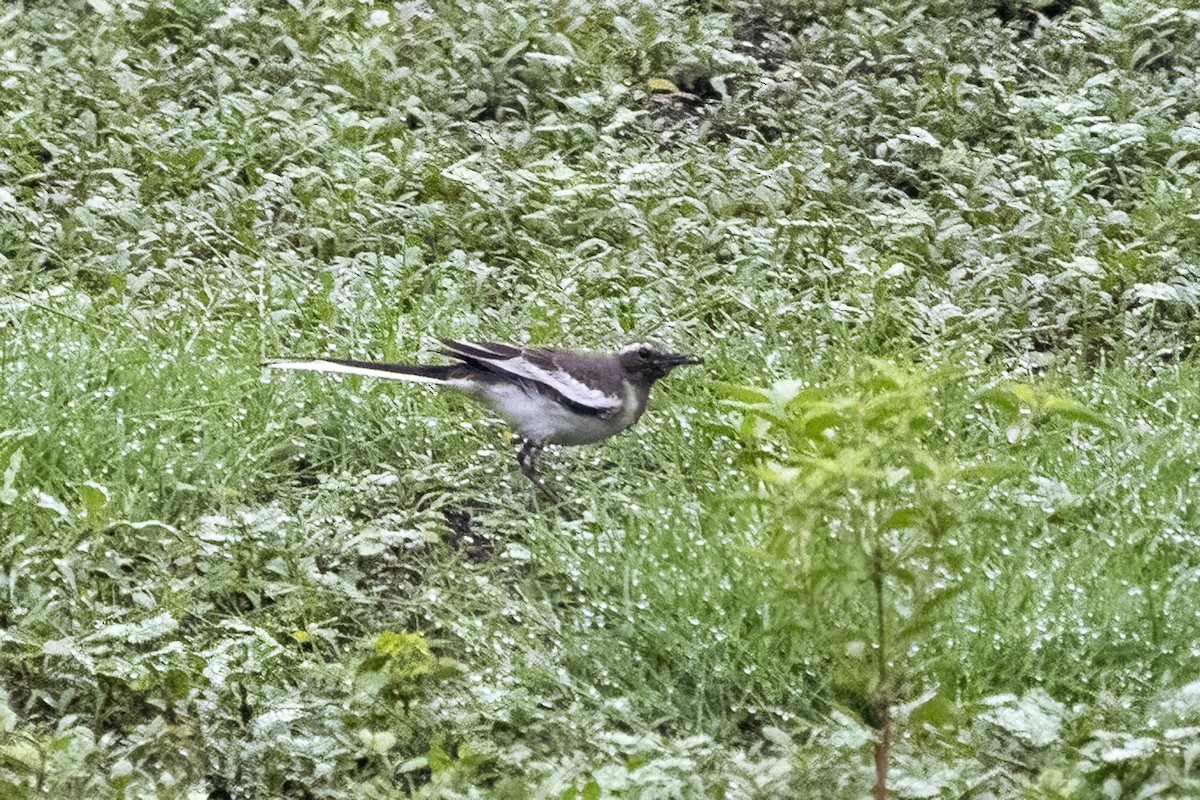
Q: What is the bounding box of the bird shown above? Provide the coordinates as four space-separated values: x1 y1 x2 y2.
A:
266 339 703 482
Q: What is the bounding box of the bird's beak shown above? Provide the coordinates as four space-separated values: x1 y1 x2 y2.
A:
668 352 704 367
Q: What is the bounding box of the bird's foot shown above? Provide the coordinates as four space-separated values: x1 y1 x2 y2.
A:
517 439 543 485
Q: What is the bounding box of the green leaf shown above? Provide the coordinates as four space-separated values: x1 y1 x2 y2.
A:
0 695 16 733
784 389 840 416
766 379 808 407
427 743 451 774
397 757 428 774
884 507 924 531
761 725 793 749
720 400 782 424
0 739 40 774
79 481 108 520
979 690 1065 747
803 411 843 439
908 694 959 730
35 492 70 520
714 382 771 405
43 638 75 656
582 780 601 800
90 612 179 644
862 370 903 394
359 729 397 754
1040 396 1115 431
1008 384 1039 407
976 386 1020 416
0 448 20 505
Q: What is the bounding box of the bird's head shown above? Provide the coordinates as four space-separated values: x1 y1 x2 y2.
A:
618 342 704 385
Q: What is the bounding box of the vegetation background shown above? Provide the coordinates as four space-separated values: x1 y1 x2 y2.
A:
2 0 1200 796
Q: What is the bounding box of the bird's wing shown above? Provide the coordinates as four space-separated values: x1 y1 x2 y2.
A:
440 340 623 416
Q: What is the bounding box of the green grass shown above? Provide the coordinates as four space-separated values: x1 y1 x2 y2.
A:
2 0 1200 796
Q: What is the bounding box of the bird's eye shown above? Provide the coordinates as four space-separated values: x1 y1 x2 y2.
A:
638 346 651 360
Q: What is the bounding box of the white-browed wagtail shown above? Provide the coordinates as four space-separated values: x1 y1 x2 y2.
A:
267 340 703 481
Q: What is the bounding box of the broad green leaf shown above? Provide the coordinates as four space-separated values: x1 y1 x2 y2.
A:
427 743 452 774
79 481 108 519
714 382 772 405
908 694 959 730
1040 396 1115 431
803 411 844 439
976 387 1020 416
884 507 924 531
766 379 808 407
1008 384 1039 407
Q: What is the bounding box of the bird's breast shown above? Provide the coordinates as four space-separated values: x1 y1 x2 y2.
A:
476 382 646 446
615 381 647 431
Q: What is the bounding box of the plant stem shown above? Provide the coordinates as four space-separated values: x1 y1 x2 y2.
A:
873 700 891 800
872 526 890 800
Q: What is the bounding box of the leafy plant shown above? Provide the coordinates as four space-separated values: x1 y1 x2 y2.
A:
724 360 1134 796
356 630 454 713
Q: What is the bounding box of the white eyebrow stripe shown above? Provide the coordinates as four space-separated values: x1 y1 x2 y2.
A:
495 358 621 411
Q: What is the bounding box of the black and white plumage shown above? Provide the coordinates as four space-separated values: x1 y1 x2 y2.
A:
267 340 702 481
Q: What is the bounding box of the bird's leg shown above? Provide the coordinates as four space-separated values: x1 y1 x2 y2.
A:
517 439 570 511
517 439 543 484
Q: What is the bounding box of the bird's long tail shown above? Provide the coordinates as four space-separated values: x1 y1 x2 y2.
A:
265 358 460 384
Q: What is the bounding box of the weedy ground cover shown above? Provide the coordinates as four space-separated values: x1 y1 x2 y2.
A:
1 0 1199 796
